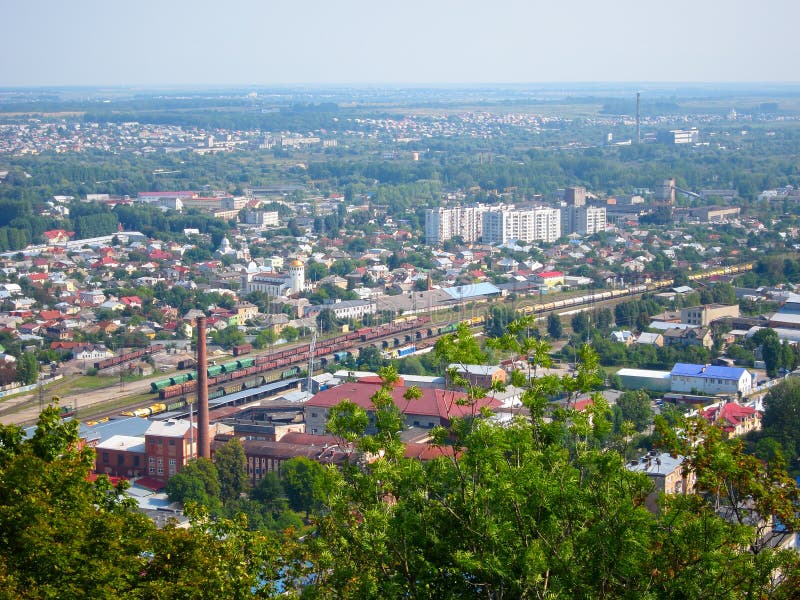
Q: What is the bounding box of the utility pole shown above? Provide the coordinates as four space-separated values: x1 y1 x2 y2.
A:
306 326 317 393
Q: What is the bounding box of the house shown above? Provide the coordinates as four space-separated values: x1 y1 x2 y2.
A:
663 326 713 349
701 401 762 438
610 330 634 346
670 363 755 397
74 344 113 361
447 364 508 389
635 332 664 347
42 229 73 245
531 270 565 289
626 451 696 513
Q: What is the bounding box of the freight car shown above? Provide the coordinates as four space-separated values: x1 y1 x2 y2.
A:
94 344 165 371
232 343 253 357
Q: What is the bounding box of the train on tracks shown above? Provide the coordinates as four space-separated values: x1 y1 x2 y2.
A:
125 366 303 417
514 263 752 317
151 315 432 399
94 344 165 371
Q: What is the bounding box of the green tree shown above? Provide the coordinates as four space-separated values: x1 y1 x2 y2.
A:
0 405 285 597
616 389 652 432
165 458 220 508
214 438 248 504
316 308 340 334
757 377 800 465
16 352 38 385
281 456 326 519
251 471 288 517
547 312 563 339
357 345 384 371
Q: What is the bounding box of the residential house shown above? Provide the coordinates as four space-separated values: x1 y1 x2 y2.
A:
626 451 696 513
663 326 713 349
447 364 508 389
701 401 762 438
635 332 664 347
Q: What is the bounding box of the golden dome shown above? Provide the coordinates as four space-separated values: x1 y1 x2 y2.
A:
290 259 303 267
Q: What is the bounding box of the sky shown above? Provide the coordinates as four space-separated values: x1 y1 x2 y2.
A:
1 0 798 87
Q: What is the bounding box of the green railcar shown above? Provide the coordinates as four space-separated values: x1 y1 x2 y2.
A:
281 366 301 379
170 373 190 386
237 357 255 369
150 379 172 393
166 399 187 411
207 365 224 377
221 361 240 373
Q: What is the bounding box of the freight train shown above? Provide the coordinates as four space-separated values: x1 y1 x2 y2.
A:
512 263 752 317
129 366 303 414
94 344 165 371
150 315 433 398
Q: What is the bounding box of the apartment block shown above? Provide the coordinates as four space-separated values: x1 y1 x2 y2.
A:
482 206 561 244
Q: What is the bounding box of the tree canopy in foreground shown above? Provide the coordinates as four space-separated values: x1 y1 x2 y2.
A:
1 320 800 598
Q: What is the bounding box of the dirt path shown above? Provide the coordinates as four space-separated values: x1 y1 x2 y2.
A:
0 374 158 426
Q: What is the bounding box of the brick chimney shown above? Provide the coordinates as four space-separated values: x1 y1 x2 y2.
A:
196 315 210 459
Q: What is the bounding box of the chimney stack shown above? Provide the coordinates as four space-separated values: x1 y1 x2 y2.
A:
196 315 210 459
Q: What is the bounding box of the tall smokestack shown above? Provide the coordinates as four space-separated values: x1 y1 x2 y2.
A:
636 92 641 145
196 315 210 459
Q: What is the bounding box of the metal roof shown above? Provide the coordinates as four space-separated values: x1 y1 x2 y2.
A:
208 378 302 407
670 363 749 380
443 282 501 300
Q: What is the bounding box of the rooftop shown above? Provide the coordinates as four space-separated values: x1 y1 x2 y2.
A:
670 363 750 380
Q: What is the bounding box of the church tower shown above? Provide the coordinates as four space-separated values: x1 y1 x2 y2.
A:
288 259 305 294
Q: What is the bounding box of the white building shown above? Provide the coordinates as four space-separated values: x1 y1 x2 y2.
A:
561 205 606 236
240 260 307 297
304 299 376 320
670 363 755 397
482 207 561 245
425 204 502 245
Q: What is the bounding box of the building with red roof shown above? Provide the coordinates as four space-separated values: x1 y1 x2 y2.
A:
701 401 762 438
304 380 502 436
531 270 565 288
42 229 74 244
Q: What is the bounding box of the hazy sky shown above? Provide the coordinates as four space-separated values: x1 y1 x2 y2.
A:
1 0 797 87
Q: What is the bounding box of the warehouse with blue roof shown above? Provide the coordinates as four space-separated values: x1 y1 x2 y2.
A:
670 363 755 397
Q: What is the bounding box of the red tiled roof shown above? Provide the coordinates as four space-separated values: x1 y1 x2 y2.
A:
535 270 564 279
702 402 759 430
306 381 501 421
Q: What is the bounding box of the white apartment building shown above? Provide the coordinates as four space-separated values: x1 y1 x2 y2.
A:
425 205 502 245
562 205 606 236
482 207 561 245
576 205 606 235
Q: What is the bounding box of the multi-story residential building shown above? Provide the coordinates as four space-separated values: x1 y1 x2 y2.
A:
670 363 755 397
562 206 606 235
424 204 501 245
242 210 280 228
560 186 605 236
680 304 740 327
627 451 696 513
701 401 762 439
482 207 561 244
